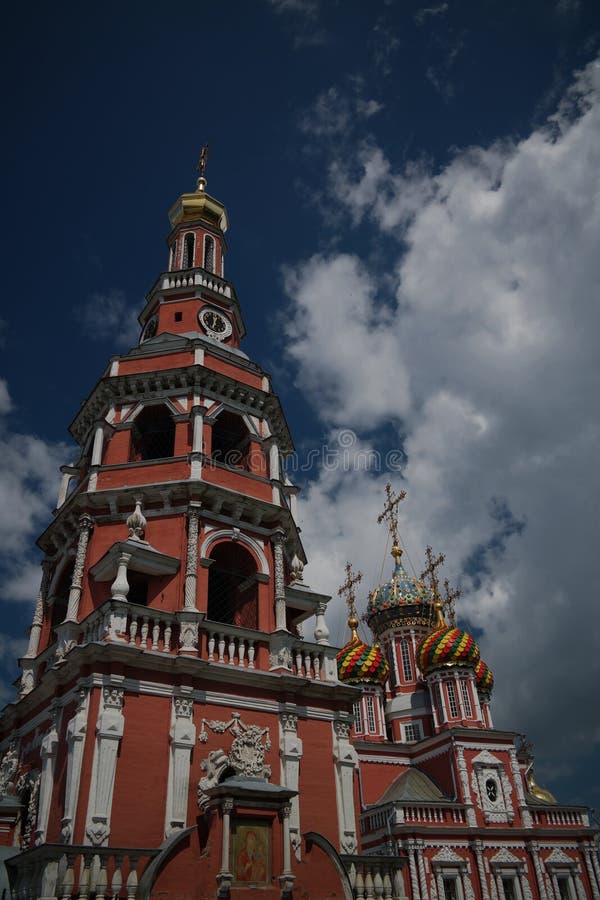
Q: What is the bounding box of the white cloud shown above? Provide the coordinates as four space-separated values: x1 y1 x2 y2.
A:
0 379 12 415
287 58 600 791
75 289 140 350
0 387 71 602
300 81 383 140
414 3 449 25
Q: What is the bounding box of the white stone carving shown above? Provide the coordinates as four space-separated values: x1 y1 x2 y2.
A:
432 847 465 865
272 530 287 630
61 688 89 843
126 498 147 541
279 711 303 860
16 769 41 849
65 514 94 621
34 708 60 845
165 693 196 837
332 719 358 854
546 848 574 865
178 616 199 652
314 601 330 645
184 504 201 609
197 713 271 810
84 686 125 846
491 849 521 865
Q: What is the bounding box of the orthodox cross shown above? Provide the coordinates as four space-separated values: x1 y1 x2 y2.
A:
377 482 407 547
197 144 210 178
338 561 363 623
443 577 460 627
420 545 446 602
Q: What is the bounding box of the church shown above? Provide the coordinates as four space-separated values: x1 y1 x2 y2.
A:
0 161 597 899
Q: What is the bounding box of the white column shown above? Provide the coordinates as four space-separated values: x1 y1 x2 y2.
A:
85 687 125 847
110 552 131 602
416 841 428 899
279 712 303 859
332 720 358 854
216 797 234 896
271 530 287 631
509 748 532 828
184 503 201 609
473 841 490 900
61 689 89 843
528 843 549 900
584 847 600 899
56 466 75 508
314 601 330 645
455 745 476 826
165 696 196 836
190 406 204 479
279 803 295 895
65 515 94 621
88 422 106 491
269 440 280 479
20 561 52 696
405 842 421 900
34 708 59 845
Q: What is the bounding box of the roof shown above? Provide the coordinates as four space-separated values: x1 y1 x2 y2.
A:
376 767 449 805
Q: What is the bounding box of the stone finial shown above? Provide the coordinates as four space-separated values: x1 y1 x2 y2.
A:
127 498 147 542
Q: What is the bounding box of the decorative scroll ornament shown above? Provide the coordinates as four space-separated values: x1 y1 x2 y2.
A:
127 498 147 542
197 713 271 809
270 646 293 669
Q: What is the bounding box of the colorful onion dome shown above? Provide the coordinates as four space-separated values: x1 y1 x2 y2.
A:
474 658 494 694
336 617 390 686
366 546 434 635
416 605 480 675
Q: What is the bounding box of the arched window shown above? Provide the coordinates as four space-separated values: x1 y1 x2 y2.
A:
130 405 175 461
211 411 251 470
400 638 413 682
446 681 459 718
183 233 195 269
169 244 176 270
204 235 215 272
460 680 473 717
353 701 363 734
207 542 258 629
365 695 376 733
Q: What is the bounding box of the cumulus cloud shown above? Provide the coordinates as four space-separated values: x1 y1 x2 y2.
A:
0 382 71 603
75 289 139 350
286 58 600 798
300 76 383 141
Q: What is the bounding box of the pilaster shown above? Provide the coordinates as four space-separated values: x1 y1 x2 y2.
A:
332 719 358 854
165 694 196 836
61 688 89 843
85 686 125 847
279 711 303 860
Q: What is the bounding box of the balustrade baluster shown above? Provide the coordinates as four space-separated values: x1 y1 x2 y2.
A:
365 868 375 900
59 852 76 900
96 854 108 897
111 853 124 898
373 863 384 898
141 616 149 647
295 648 303 675
356 869 366 899
304 650 311 677
152 621 160 650
313 652 320 680
126 854 140 900
383 868 393 900
238 638 246 666
129 617 138 644
208 633 215 660
164 624 172 652
218 633 225 662
248 640 255 668
228 635 236 663
79 852 93 899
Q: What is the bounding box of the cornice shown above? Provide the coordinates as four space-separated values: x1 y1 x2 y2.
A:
69 362 294 454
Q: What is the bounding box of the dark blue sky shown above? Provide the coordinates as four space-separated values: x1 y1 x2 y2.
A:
1 0 600 809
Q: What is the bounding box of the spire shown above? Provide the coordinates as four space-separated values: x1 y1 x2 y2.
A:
197 143 209 192
338 561 363 639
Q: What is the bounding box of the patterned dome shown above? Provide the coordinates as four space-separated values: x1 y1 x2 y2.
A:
474 658 494 694
417 620 480 676
337 632 390 686
366 547 434 635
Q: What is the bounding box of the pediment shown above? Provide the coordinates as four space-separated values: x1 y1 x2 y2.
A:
472 749 502 767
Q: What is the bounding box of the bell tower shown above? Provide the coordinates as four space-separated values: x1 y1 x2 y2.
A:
0 157 387 899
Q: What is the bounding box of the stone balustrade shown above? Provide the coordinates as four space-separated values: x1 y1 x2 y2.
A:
342 854 408 900
160 266 232 297
21 601 340 695
530 807 588 827
361 803 466 835
6 843 158 900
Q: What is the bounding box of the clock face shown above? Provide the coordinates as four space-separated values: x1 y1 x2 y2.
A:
199 307 232 341
485 778 498 803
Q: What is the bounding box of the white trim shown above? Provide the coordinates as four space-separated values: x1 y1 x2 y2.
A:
199 528 269 575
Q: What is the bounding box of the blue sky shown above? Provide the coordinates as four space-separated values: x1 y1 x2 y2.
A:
2 0 600 809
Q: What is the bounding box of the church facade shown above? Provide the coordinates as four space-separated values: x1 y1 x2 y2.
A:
0 167 597 900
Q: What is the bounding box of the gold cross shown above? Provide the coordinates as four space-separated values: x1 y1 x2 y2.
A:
443 577 460 627
420 545 446 601
197 144 209 177
377 482 406 547
338 561 363 622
